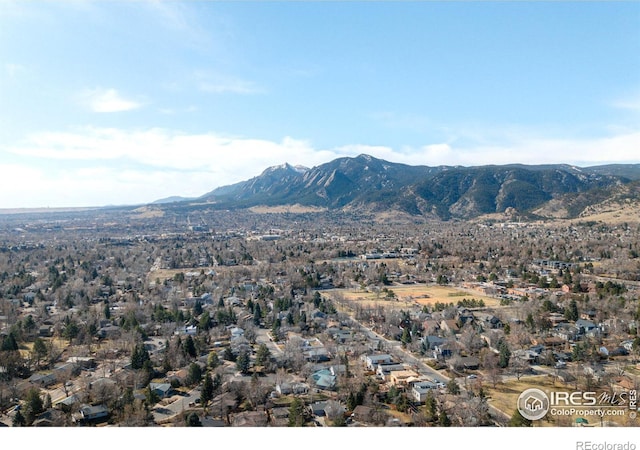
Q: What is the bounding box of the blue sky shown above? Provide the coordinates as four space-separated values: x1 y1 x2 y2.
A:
1 1 639 208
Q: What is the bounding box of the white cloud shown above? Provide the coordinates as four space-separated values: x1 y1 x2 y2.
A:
611 89 640 112
3 126 639 208
82 88 142 113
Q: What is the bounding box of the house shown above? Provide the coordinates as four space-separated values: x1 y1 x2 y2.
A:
232 410 268 427
226 296 243 307
385 325 403 341
376 363 406 381
513 349 540 364
67 356 96 369
270 407 290 426
28 372 56 387
422 335 446 351
457 309 475 326
311 369 337 390
174 325 197 336
352 405 374 423
422 319 440 335
97 323 121 339
475 313 503 329
552 323 578 341
362 354 394 371
166 368 189 385
433 342 456 360
149 382 173 399
75 404 109 423
276 382 309 395
575 319 599 337
38 326 53 337
581 310 597 321
440 319 460 335
304 347 331 363
55 395 79 411
327 328 353 344
460 356 480 370
23 292 36 304
230 327 245 340
309 401 329 417
534 336 567 349
622 340 634 353
411 381 438 403
33 409 66 427
388 369 420 386
89 377 117 391
547 313 567 325
200 293 214 305
53 362 79 378
200 416 226 427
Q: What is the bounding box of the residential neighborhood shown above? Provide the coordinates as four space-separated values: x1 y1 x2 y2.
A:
0 208 639 428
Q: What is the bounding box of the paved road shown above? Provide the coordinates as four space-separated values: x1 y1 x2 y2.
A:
349 317 512 425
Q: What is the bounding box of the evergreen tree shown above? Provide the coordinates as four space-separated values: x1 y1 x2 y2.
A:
425 390 437 419
498 339 511 368
199 311 211 331
509 409 532 427
401 327 412 347
346 392 357 411
447 379 460 395
288 397 306 427
62 319 79 343
201 372 214 407
193 299 203 316
438 411 452 427
223 347 235 362
255 343 271 366
24 387 44 425
145 385 160 405
186 412 202 427
186 362 203 386
131 343 150 370
183 336 197 358
236 350 250 375
1 332 19 352
12 410 25 427
31 337 48 367
207 351 220 369
212 373 222 394
253 303 262 326
565 298 579 322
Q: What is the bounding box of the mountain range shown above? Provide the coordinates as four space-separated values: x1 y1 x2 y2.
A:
157 154 640 221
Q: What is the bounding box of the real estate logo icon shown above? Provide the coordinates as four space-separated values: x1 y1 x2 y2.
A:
517 388 550 421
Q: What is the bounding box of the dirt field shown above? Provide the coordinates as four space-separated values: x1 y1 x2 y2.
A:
327 284 502 310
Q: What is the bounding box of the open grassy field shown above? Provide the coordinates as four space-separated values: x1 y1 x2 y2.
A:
327 283 501 310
